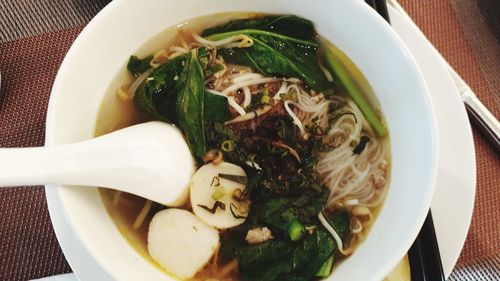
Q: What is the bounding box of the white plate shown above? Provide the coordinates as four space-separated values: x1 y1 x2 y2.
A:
45 5 475 281
388 5 476 278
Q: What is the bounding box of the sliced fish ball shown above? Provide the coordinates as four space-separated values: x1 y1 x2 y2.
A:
190 162 249 229
147 209 219 279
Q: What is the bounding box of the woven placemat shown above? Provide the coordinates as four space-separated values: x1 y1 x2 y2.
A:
0 0 498 280
400 1 500 280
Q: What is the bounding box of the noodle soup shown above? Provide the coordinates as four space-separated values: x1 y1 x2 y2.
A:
97 13 390 281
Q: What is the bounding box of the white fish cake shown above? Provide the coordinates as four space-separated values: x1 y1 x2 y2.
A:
147 209 219 279
190 162 249 229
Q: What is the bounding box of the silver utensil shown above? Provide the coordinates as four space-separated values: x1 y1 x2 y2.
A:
388 0 500 151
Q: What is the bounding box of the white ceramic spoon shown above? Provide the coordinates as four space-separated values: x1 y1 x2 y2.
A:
0 121 195 206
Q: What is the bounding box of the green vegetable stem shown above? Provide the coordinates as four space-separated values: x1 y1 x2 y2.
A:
324 48 387 137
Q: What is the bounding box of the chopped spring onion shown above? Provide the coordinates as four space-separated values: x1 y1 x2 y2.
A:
288 219 305 241
221 140 236 152
261 88 271 104
211 186 226 201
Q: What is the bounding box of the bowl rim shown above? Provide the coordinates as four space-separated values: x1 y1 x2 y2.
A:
45 0 439 280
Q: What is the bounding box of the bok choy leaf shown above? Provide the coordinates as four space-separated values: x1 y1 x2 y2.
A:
202 15 329 91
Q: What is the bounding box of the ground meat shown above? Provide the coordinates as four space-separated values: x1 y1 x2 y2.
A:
245 227 274 245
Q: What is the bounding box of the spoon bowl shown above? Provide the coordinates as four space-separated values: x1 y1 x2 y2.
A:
0 121 195 206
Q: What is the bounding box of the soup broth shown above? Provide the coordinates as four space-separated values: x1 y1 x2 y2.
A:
97 13 390 281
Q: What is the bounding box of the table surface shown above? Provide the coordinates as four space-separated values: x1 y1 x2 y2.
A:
0 0 498 280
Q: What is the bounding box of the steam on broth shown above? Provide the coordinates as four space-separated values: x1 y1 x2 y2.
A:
97 13 390 281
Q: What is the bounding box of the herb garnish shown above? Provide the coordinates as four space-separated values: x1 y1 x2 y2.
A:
230 203 247 219
218 173 248 185
198 201 226 214
353 136 370 155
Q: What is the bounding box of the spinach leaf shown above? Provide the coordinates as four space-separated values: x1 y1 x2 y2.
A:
175 48 207 158
202 15 317 41
204 91 231 122
327 211 350 239
127 55 153 76
134 48 210 158
235 240 295 281
202 15 328 91
134 53 188 122
289 228 336 278
222 212 349 281
255 185 328 240
233 228 338 281
237 240 295 271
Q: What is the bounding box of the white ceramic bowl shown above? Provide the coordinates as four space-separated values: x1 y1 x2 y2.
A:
45 0 438 280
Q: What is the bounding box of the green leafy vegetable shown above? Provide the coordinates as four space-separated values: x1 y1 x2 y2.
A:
175 48 207 157
133 52 191 122
204 91 231 122
219 209 349 281
127 55 153 76
203 15 317 41
316 255 334 277
290 228 336 278
325 211 350 239
237 240 294 270
133 48 211 158
202 15 329 91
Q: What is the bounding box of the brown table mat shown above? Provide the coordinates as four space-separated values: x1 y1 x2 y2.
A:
0 0 498 280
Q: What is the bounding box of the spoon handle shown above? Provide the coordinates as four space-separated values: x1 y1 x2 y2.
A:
0 142 116 188
0 122 195 206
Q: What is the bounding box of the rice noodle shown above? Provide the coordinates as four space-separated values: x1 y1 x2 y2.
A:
273 82 288 102
284 100 306 136
273 79 389 245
